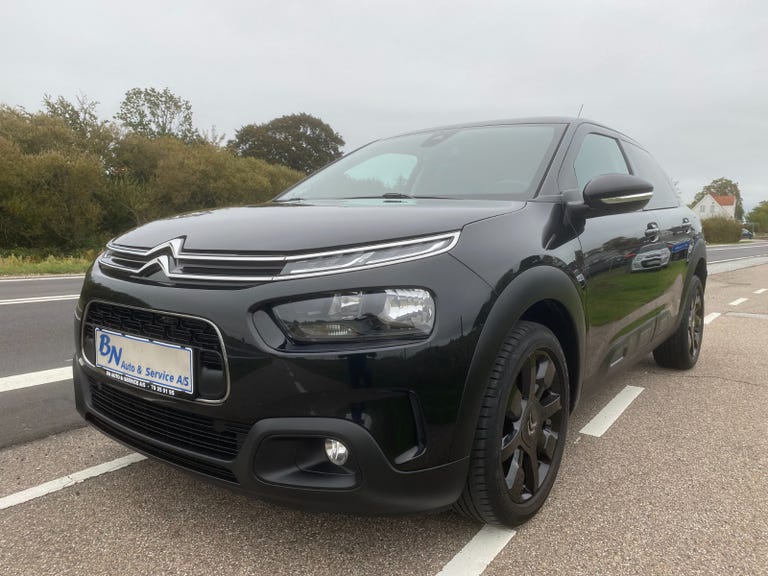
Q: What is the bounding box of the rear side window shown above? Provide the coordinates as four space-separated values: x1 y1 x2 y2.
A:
574 134 629 190
623 143 679 209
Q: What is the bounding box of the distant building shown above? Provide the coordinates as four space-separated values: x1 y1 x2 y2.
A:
691 193 736 219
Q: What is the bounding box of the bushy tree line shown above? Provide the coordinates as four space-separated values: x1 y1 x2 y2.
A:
746 201 768 233
0 89 344 252
701 216 743 244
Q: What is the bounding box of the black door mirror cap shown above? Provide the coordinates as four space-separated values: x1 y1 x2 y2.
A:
582 173 654 215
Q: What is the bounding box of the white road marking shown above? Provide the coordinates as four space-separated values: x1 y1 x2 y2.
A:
729 297 748 306
708 254 768 264
726 312 768 320
707 243 768 251
0 275 84 283
436 525 516 576
0 294 79 306
0 453 146 511
755 288 767 294
703 312 721 324
580 385 644 437
0 366 73 393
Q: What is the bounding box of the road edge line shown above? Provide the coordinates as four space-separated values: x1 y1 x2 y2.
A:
0 367 74 393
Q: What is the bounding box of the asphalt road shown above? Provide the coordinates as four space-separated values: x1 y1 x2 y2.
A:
706 239 768 262
0 275 84 301
0 261 766 575
0 276 84 449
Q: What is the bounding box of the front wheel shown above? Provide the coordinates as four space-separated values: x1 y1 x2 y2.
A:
454 321 569 526
653 275 704 370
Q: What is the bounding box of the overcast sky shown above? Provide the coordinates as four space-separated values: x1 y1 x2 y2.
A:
3 0 767 211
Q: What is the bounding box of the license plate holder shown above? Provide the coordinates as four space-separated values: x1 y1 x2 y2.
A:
94 327 194 397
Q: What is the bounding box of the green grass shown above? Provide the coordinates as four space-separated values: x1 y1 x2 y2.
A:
0 252 95 276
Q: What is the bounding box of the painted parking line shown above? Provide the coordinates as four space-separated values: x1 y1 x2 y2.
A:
755 288 767 295
0 366 73 393
436 525 516 576
580 385 644 437
704 312 721 324
0 453 146 511
729 297 748 306
0 294 79 306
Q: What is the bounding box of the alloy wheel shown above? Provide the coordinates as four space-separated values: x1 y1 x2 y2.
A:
500 349 565 503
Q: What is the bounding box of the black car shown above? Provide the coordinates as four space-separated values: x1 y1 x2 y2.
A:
73 118 707 527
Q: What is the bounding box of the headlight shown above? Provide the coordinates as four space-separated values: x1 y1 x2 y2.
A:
271 289 435 343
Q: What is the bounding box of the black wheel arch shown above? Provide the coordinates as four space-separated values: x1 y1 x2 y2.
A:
683 236 707 314
449 265 586 461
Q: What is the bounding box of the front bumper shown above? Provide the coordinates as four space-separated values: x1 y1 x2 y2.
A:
74 359 468 513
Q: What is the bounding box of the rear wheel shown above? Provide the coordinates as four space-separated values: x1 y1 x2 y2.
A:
454 321 569 526
653 275 704 370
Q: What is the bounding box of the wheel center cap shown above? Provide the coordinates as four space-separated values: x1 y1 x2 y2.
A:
521 407 539 446
526 412 537 436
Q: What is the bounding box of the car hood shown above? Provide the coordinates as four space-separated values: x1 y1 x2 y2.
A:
111 199 526 253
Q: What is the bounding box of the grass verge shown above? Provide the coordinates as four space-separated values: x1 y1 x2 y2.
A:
0 252 94 276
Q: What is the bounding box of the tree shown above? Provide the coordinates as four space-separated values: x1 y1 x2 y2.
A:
106 135 303 227
43 93 117 160
115 87 199 142
746 201 768 233
229 113 344 174
688 177 745 221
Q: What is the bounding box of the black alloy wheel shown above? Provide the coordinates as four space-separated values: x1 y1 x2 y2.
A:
501 349 565 503
687 286 704 359
455 321 569 526
653 275 704 370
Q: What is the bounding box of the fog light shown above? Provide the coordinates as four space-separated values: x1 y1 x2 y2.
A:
324 438 349 466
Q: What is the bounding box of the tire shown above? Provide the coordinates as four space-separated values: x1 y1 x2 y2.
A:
653 275 704 370
454 321 570 526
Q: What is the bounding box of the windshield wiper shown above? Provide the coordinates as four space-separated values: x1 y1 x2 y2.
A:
380 192 413 199
272 197 306 203
344 192 416 200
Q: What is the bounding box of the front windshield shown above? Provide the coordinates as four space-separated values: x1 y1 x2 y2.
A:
276 123 564 202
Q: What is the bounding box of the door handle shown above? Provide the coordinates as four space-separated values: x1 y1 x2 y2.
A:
645 223 660 242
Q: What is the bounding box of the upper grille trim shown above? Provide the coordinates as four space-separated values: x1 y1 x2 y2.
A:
99 231 460 283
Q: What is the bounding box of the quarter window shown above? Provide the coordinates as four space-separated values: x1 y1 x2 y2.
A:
574 134 629 190
623 142 679 210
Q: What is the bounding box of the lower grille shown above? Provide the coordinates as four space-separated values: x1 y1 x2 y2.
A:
88 414 239 483
89 378 250 461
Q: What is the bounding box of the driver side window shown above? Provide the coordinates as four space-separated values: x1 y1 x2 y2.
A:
574 134 629 190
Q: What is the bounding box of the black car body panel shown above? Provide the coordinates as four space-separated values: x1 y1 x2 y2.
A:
113 201 527 253
73 117 706 515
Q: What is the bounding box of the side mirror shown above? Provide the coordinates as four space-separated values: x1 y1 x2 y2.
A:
582 173 653 214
